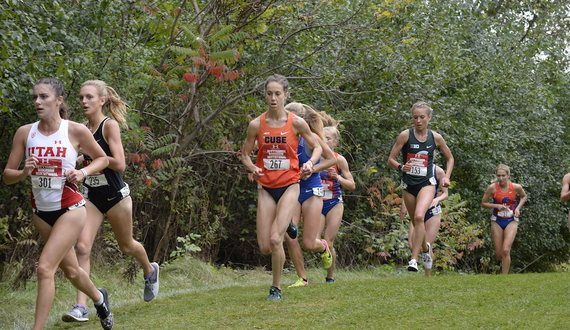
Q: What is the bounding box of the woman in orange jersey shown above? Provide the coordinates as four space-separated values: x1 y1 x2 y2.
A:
481 164 527 274
241 74 322 300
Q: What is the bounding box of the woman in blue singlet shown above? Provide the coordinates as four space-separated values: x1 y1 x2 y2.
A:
284 102 335 288
318 112 355 283
406 165 448 276
388 102 454 272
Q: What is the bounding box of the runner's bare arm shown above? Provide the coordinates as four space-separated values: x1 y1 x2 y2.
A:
3 125 34 185
387 130 409 171
560 173 570 203
434 131 454 187
241 118 263 179
293 116 322 173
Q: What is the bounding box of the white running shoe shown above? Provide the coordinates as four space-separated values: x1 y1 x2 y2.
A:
62 304 88 322
422 243 433 270
408 259 418 272
144 262 160 302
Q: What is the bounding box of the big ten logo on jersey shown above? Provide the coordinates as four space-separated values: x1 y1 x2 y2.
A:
28 146 67 158
410 144 420 149
264 136 287 144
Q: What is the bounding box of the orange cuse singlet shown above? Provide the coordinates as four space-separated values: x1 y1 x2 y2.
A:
256 112 300 188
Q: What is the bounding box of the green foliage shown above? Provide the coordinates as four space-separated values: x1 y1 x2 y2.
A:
436 194 484 271
169 45 201 57
170 234 202 259
343 175 484 271
2 0 570 279
147 133 179 156
358 177 407 262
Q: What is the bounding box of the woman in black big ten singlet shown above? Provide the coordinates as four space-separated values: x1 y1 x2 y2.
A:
387 102 454 272
61 80 159 323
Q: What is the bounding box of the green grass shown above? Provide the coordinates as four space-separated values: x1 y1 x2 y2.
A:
2 258 569 330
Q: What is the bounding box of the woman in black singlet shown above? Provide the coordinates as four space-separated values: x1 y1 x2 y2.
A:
387 102 454 272
61 80 159 323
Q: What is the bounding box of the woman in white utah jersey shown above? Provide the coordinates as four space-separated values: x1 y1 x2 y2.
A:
3 78 113 330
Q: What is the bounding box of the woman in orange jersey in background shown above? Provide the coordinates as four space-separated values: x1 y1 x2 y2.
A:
241 75 322 300
481 164 527 274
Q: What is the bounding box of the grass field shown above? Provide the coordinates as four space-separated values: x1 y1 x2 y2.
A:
2 257 569 330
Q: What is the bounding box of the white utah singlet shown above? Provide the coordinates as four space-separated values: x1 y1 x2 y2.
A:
26 120 84 211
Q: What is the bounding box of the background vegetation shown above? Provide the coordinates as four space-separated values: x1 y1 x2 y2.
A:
1 0 570 284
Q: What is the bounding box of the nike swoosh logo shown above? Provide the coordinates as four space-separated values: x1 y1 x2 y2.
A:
107 197 116 201
263 132 270 135
281 132 289 135
426 145 433 148
305 190 312 193
96 139 101 143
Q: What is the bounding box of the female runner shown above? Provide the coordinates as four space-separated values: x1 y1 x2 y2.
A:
481 164 527 274
241 75 321 300
406 165 448 276
387 101 454 271
318 116 355 283
3 78 113 330
62 80 158 323
283 103 336 288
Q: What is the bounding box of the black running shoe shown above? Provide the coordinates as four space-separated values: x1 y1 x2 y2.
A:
94 288 113 330
267 286 283 300
286 221 298 239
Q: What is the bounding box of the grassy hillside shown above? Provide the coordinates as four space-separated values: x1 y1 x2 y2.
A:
2 258 569 330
